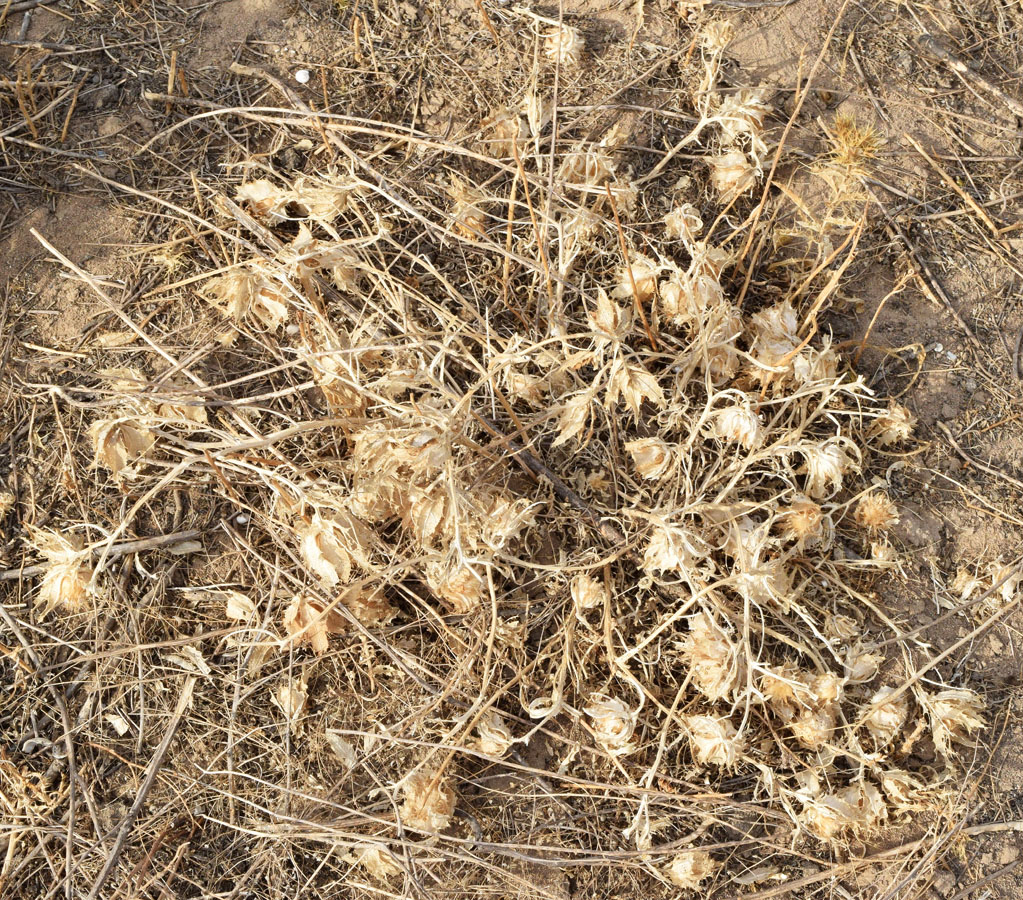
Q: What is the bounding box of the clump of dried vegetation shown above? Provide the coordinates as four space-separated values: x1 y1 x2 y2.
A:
1 5 1013 899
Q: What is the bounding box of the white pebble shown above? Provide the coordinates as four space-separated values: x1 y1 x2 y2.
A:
294 69 311 84
235 514 249 525
946 350 957 361
285 323 300 335
932 342 944 353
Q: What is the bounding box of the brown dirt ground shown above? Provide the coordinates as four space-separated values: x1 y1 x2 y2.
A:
3 0 1023 898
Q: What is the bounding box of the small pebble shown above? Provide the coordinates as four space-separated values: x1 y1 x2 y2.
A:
285 323 300 335
235 514 249 525
946 350 957 361
932 342 944 353
965 377 977 392
294 69 311 84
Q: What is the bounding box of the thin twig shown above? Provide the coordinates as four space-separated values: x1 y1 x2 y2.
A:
937 422 1023 492
85 677 197 900
0 530 203 582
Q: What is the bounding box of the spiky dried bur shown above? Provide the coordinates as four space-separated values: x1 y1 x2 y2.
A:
666 849 720 890
28 529 93 616
802 780 886 840
236 174 359 227
283 595 344 655
686 713 742 766
854 491 899 532
612 254 659 307
868 401 916 446
273 676 309 734
951 559 1021 617
625 437 675 481
862 687 909 748
571 573 606 616
664 203 704 243
477 711 514 756
203 267 290 331
710 149 758 200
761 666 844 751
88 416 155 478
708 401 764 450
349 844 402 881
715 90 771 159
298 510 374 586
776 494 832 550
400 770 456 832
922 689 985 759
681 611 741 702
584 695 638 756
543 24 584 68
448 177 488 240
799 437 860 499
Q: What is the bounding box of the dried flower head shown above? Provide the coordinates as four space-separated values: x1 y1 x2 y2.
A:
700 20 734 53
844 646 882 683
664 203 703 242
484 107 527 158
854 491 899 531
700 303 744 383
749 300 799 384
204 268 289 331
709 150 757 200
560 148 614 187
924 688 985 759
0 490 15 516
544 25 584 68
612 254 658 305
686 714 742 766
571 573 606 614
800 438 858 499
659 272 721 326
424 560 483 613
283 594 344 655
351 844 401 881
777 494 829 549
625 437 674 481
584 695 637 756
88 417 155 478
710 403 764 451
298 512 361 586
342 585 397 628
863 686 909 747
273 677 309 734
682 611 740 701
868 401 916 447
666 849 720 890
643 524 710 574
236 179 291 224
289 173 355 224
802 780 886 839
477 711 514 756
716 90 771 160
29 529 93 616
401 770 456 832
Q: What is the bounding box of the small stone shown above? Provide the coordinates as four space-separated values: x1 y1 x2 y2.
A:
294 69 311 84
965 377 977 392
